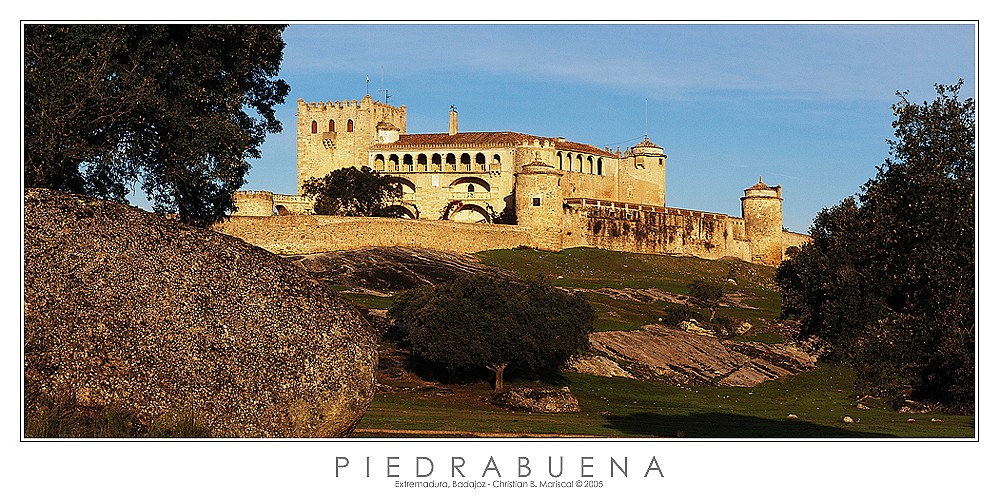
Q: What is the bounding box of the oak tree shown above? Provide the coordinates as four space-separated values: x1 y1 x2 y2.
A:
389 275 593 391
24 24 290 227
776 81 975 411
301 166 405 217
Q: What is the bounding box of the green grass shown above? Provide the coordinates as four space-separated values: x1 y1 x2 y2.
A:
354 365 975 438
475 247 782 332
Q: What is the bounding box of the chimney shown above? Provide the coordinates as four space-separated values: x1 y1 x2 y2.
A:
449 106 458 136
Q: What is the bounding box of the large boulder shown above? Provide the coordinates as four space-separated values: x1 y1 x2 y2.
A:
491 387 581 413
23 189 377 437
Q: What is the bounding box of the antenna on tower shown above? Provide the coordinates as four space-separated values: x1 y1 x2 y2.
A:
376 68 391 104
644 99 649 138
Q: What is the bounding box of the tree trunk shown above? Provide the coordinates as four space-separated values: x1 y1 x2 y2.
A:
487 362 508 391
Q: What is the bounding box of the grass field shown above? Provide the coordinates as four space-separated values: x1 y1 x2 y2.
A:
341 247 975 439
354 364 974 438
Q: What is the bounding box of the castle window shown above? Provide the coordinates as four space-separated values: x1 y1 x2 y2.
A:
475 153 486 170
418 154 428 171
597 158 603 176
374 154 385 171
587 156 594 174
468 184 475 193
446 153 457 170
492 154 502 169
460 153 471 171
329 120 335 132
432 153 443 170
389 154 399 171
404 154 414 171
565 153 571 171
532 197 541 207
576 154 583 172
347 119 354 132
311 121 318 134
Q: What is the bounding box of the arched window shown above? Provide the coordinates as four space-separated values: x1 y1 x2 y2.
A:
374 154 385 171
565 153 571 171
492 154 501 169
446 153 457 170
432 153 443 170
475 153 486 170
468 184 475 193
587 156 594 174
558 152 563 170
328 119 335 132
389 154 399 171
417 154 428 171
403 154 414 171
311 121 318 134
460 153 471 171
597 158 603 176
347 119 354 132
576 154 583 172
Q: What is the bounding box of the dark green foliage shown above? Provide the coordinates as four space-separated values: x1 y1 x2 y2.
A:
24 24 290 227
776 82 975 412
661 304 705 326
687 279 725 321
389 275 594 390
301 166 405 217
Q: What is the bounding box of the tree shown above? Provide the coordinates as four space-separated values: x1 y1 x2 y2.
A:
388 275 593 390
686 279 725 321
301 166 405 217
24 24 290 227
776 81 975 411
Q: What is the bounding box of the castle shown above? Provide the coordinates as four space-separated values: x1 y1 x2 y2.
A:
227 95 809 265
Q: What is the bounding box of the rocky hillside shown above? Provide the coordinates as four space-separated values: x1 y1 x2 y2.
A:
23 189 377 437
567 324 816 387
286 247 518 294
290 246 817 389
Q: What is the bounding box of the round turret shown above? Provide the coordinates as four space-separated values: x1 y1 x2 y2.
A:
741 177 783 265
514 157 564 232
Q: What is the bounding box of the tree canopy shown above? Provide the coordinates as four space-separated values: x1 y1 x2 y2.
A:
388 275 594 390
301 166 405 217
687 279 725 321
775 81 975 412
24 24 290 227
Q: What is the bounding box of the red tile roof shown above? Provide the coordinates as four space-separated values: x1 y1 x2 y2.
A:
370 131 615 158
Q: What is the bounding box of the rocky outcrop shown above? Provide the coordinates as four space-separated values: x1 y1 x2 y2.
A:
23 189 377 437
491 387 581 413
286 247 518 294
580 324 816 387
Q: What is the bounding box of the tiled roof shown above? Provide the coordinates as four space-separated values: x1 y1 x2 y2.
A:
370 131 616 158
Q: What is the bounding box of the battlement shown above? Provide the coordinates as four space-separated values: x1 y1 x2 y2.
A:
234 190 274 199
298 96 406 115
564 198 730 221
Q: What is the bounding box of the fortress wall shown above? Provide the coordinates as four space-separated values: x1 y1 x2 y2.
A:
563 204 753 261
782 231 812 256
214 215 537 256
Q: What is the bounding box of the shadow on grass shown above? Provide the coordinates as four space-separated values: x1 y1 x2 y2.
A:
604 412 895 439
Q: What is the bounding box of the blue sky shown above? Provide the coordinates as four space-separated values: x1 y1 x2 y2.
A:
240 23 976 233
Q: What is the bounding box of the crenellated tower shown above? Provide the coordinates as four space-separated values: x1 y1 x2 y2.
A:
296 96 407 194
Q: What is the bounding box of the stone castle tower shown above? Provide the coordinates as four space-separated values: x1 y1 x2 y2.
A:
741 177 783 265
621 136 667 206
296 96 407 193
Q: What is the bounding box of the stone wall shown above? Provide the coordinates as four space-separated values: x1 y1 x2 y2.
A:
561 200 753 261
214 215 538 256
